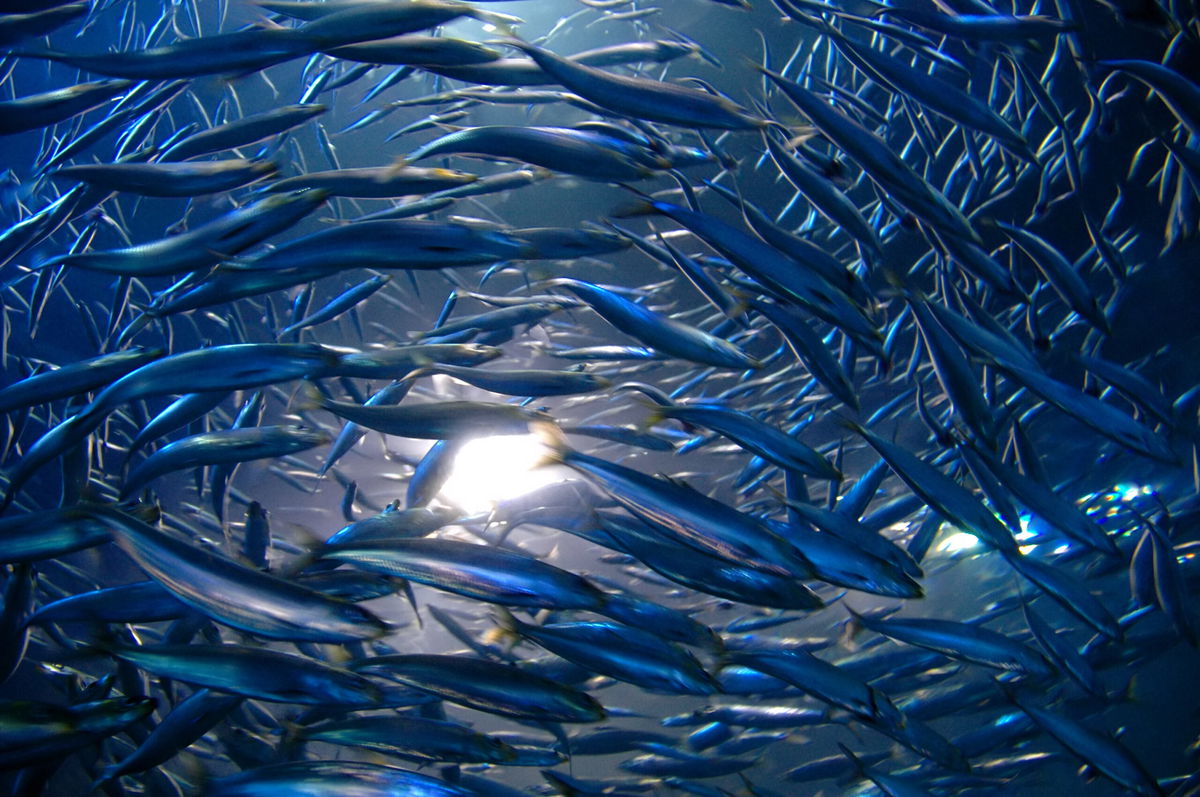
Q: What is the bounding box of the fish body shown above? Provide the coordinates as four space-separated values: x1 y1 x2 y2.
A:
107 643 381 705
547 278 760 369
352 654 605 722
497 609 719 695
293 715 518 764
317 537 609 611
406 125 663 180
265 165 477 197
94 506 391 643
560 448 813 579
161 104 327 161
0 79 132 136
52 159 279 197
206 760 480 797
46 190 327 276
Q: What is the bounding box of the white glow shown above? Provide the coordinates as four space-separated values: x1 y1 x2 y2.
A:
437 434 568 513
936 531 981 553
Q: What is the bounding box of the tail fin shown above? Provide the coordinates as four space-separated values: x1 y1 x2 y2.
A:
291 381 327 413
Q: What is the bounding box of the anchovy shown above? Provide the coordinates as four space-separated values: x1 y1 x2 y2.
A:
15 28 317 79
504 40 763 130
206 760 479 797
25 580 189 626
0 3 87 47
351 653 605 722
0 79 132 136
616 197 881 351
325 35 502 66
848 606 1054 678
495 607 720 695
544 278 760 369
622 384 838 478
292 714 518 764
104 642 381 705
264 165 477 197
317 537 611 612
43 189 327 276
51 159 279 197
122 425 331 498
319 379 415 476
555 446 813 579
1010 693 1164 796
0 697 157 770
999 549 1121 640
595 510 823 610
92 505 391 643
231 218 532 273
161 104 327 161
405 126 665 181
277 275 392 338
92 690 243 787
846 420 1018 553
300 383 555 439
759 66 981 245
0 347 163 415
427 363 611 397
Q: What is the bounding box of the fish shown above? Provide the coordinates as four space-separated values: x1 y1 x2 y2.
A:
404 125 673 181
92 504 392 643
160 104 328 161
0 79 132 136
263 165 478 197
102 642 382 706
351 653 606 723
41 189 328 276
0 696 157 770
543 278 761 369
227 218 533 273
297 383 556 439
121 425 332 498
502 39 764 130
494 607 720 696
288 714 519 764
205 760 480 797
51 159 280 197
846 605 1055 678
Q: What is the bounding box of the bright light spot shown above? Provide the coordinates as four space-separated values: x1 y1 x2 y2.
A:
437 435 568 513
1118 484 1143 502
480 23 497 32
1052 544 1070 554
1019 544 1037 555
937 531 981 553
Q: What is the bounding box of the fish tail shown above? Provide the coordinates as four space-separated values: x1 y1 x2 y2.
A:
88 770 118 794
609 199 657 219
841 603 868 649
486 607 523 653
291 381 327 413
614 384 681 408
532 421 569 466
471 9 523 31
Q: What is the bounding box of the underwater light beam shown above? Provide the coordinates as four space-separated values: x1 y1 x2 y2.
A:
437 434 569 513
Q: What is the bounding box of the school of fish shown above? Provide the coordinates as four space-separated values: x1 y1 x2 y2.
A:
0 0 1198 794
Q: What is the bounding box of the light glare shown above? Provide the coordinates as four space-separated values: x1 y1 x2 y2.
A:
437 434 567 513
937 531 981 553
